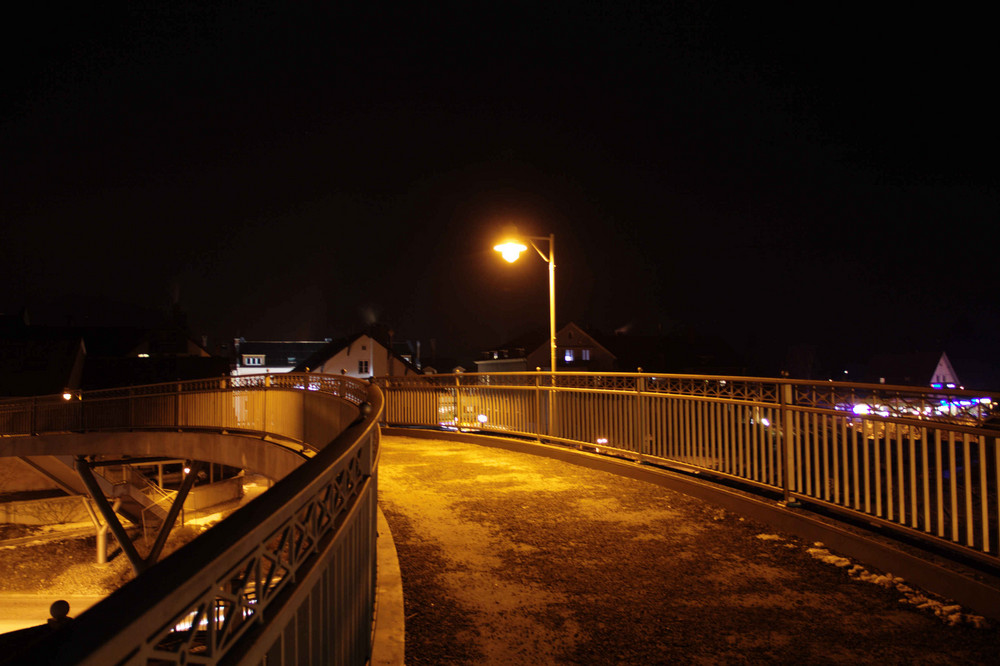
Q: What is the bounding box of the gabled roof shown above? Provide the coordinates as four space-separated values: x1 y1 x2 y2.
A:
292 332 423 375
235 340 332 366
482 323 617 361
292 335 357 372
595 325 743 374
865 351 959 387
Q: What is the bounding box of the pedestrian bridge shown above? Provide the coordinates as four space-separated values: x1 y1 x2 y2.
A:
0 371 998 663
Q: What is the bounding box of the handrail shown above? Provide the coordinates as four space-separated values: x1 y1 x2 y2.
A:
2 374 382 666
0 372 368 448
377 371 1000 568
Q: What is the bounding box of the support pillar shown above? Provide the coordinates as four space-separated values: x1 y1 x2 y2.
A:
75 456 144 574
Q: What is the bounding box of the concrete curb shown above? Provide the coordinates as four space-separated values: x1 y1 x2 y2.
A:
370 506 405 665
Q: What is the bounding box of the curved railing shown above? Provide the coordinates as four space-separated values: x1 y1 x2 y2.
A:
378 372 1000 567
0 374 382 666
0 373 369 455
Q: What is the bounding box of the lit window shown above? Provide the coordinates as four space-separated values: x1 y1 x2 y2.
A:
564 349 574 363
582 349 591 361
243 355 264 366
358 360 370 374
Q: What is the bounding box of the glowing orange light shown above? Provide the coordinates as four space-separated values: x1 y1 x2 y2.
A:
494 240 527 263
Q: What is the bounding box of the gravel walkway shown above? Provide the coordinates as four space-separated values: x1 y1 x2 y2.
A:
378 434 1000 665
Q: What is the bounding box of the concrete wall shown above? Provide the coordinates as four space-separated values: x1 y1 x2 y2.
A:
0 457 53 493
0 495 91 525
183 475 244 512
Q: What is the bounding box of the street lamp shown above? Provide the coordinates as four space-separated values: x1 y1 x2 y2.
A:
494 232 557 373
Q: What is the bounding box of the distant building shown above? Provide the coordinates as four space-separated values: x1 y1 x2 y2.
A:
476 323 617 372
0 312 85 397
930 352 962 389
599 325 745 376
0 310 229 394
76 323 231 389
476 321 744 375
231 338 333 377
293 332 423 379
865 351 964 388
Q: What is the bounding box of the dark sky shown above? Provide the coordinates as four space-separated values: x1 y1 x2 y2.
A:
2 4 996 377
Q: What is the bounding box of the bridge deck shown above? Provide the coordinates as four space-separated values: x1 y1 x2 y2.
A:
378 434 1000 664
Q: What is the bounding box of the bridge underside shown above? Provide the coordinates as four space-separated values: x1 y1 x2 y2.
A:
2 430 307 480
2 430 308 572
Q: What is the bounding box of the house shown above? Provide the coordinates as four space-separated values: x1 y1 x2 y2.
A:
476 323 617 372
476 321 747 375
0 312 86 397
0 310 229 394
864 351 964 388
232 338 333 377
78 325 230 388
293 332 423 379
597 326 745 375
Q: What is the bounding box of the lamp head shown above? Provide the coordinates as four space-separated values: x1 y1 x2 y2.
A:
494 240 527 263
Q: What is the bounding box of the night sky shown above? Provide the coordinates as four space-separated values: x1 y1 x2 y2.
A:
2 4 996 380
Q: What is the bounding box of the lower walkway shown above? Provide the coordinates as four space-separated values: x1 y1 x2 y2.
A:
378 434 999 664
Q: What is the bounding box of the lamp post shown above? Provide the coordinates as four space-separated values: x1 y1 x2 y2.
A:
494 232 557 437
494 232 556 373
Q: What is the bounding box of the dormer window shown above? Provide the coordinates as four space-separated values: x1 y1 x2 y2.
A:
243 355 265 366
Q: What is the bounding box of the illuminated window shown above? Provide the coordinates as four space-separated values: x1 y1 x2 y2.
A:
243 355 264 366
582 349 591 361
358 360 369 374
564 349 574 363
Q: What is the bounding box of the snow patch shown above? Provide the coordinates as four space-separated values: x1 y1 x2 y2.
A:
755 534 784 541
806 547 851 568
805 549 991 629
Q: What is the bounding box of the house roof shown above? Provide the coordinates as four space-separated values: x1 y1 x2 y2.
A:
235 340 332 366
595 326 744 374
863 351 959 387
291 332 423 375
482 323 617 361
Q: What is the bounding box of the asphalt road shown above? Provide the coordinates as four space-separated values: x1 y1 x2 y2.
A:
378 434 1000 664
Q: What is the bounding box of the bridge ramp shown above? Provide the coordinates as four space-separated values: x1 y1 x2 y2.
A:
379 434 1000 663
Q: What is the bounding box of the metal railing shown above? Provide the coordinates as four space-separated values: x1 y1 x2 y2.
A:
377 372 1000 567
0 373 382 666
0 373 368 449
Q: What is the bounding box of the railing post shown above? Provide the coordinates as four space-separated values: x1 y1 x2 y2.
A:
263 374 270 433
175 383 182 428
780 381 799 506
534 373 542 441
635 373 646 458
454 374 462 430
548 370 555 439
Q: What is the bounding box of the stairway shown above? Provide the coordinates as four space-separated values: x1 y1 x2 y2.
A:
17 455 171 528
